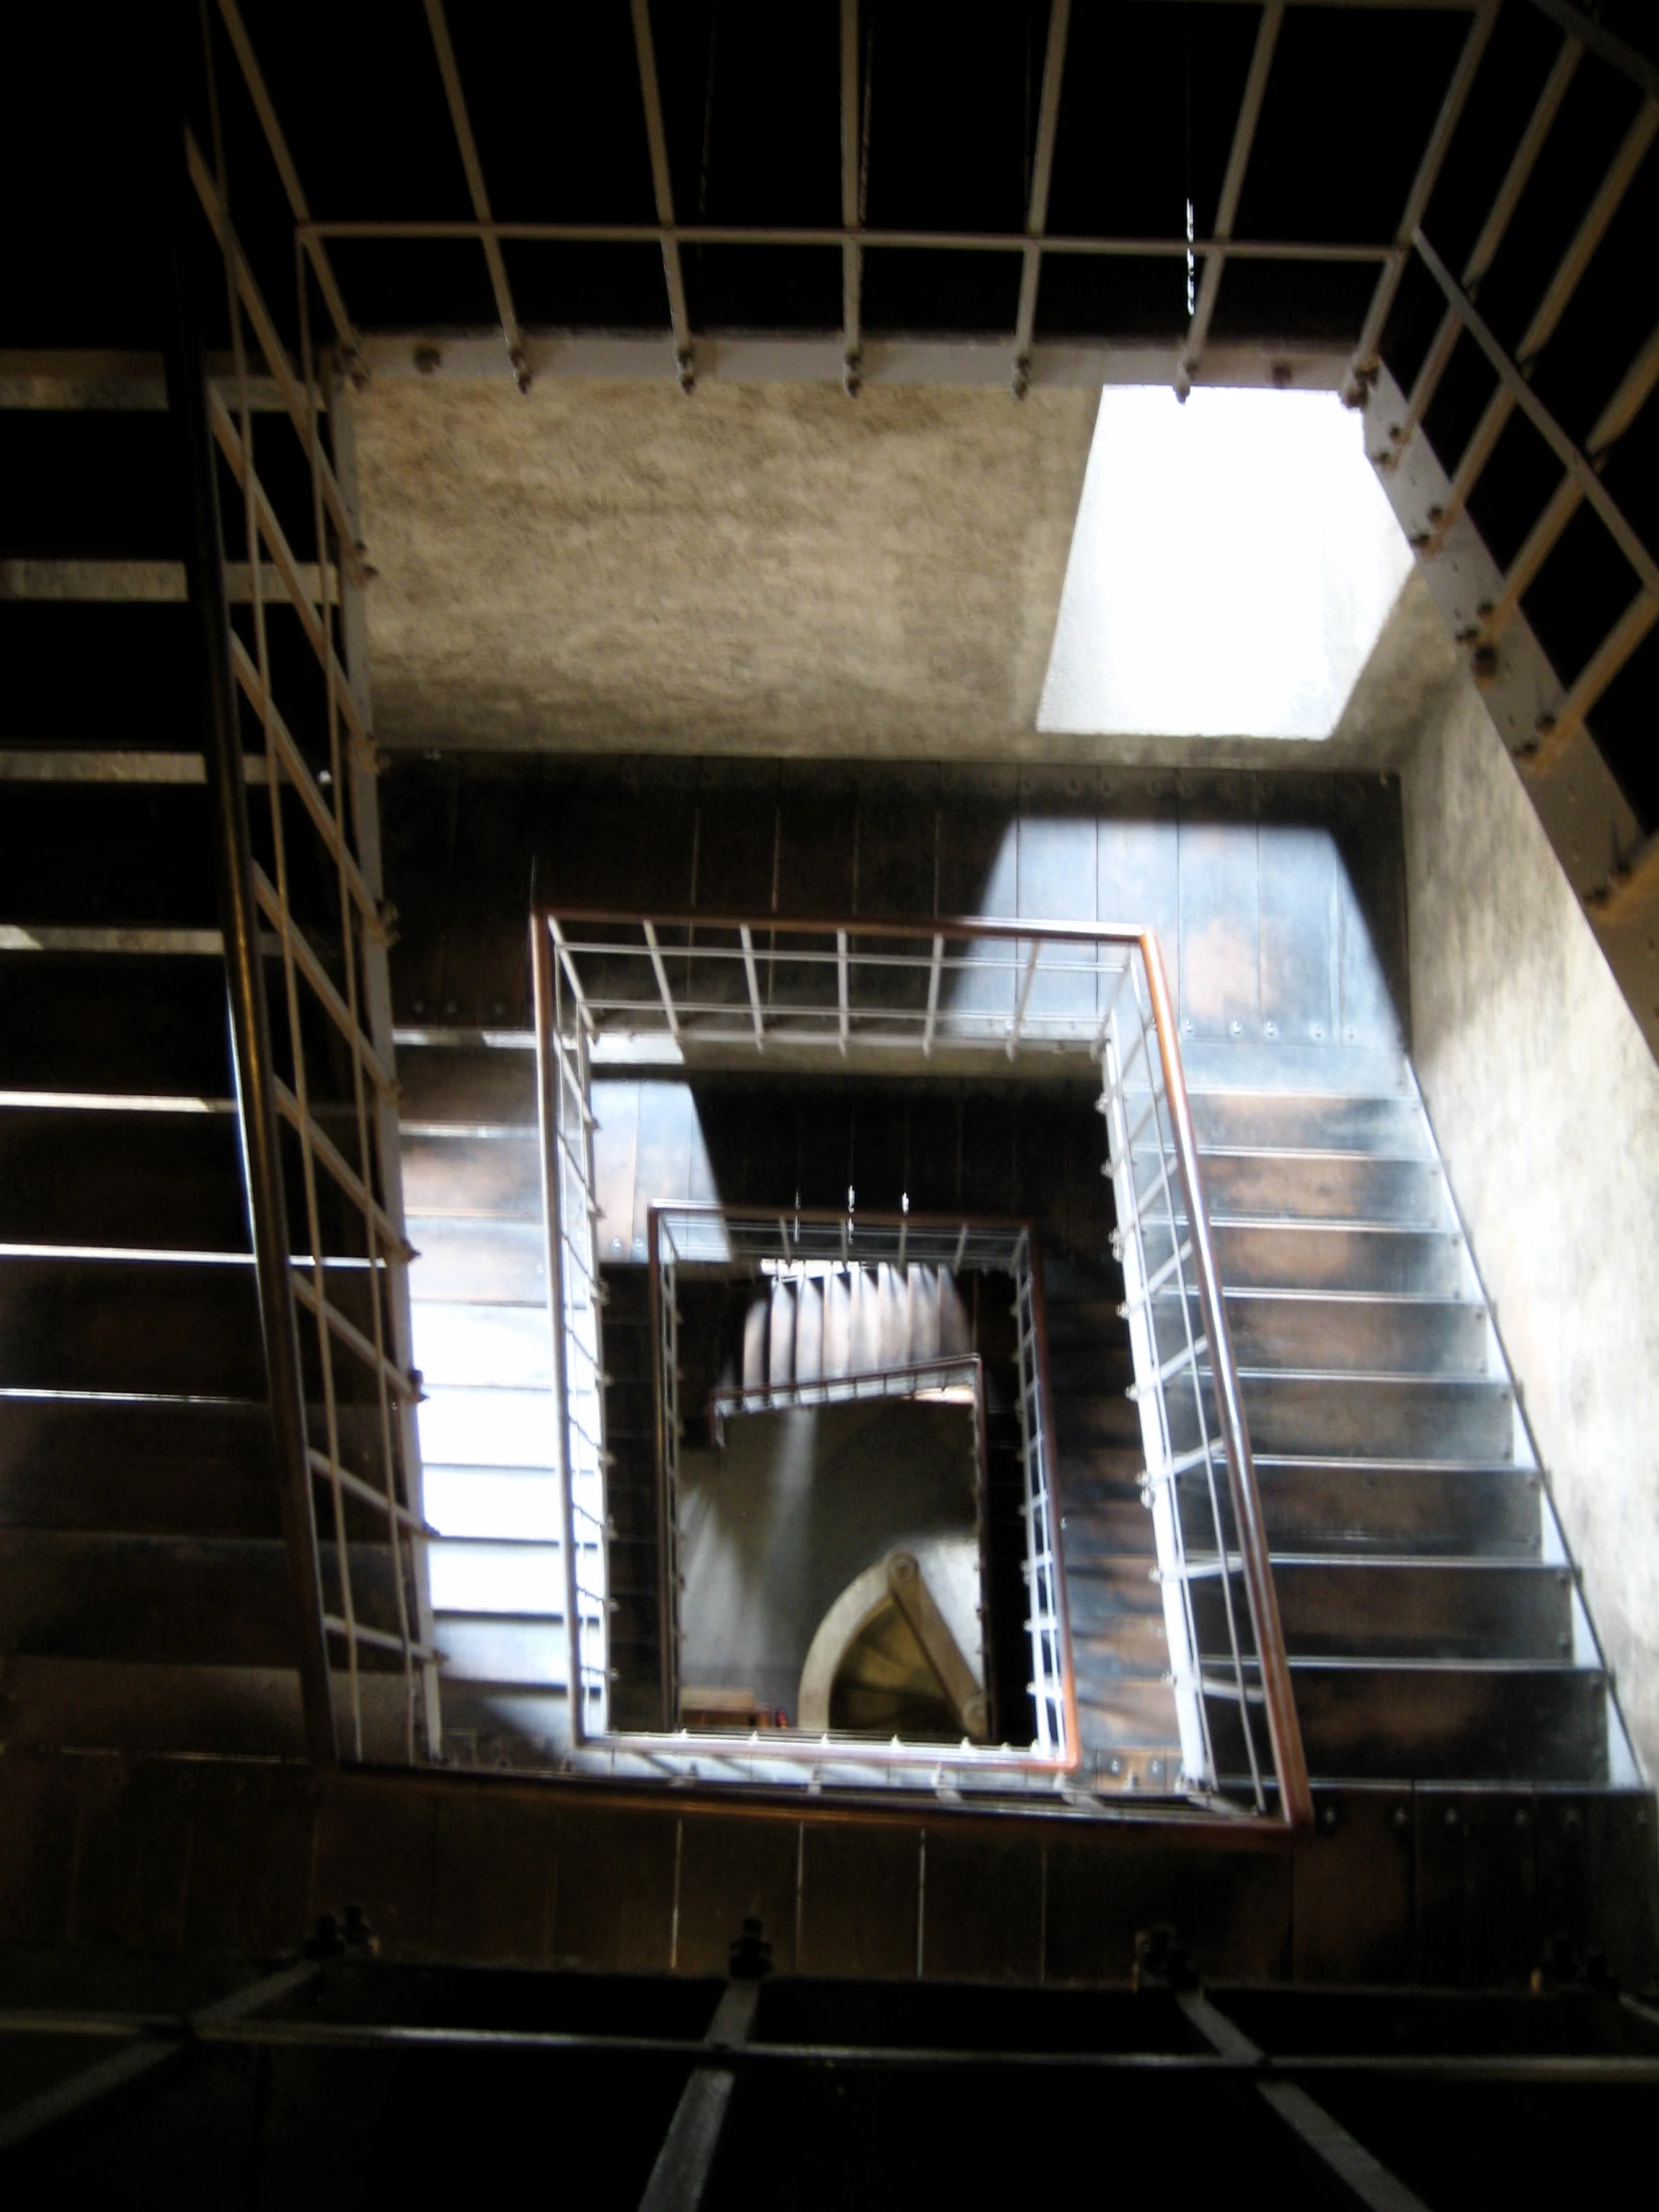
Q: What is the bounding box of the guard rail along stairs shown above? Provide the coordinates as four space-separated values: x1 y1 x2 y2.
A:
531 907 1315 1832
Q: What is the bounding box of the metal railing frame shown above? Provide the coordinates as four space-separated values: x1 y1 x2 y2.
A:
532 907 1311 1827
656 1212 1018 1749
179 51 437 1765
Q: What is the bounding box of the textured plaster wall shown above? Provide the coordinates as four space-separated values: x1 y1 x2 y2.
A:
357 379 1096 758
1403 680 1659 1779
353 377 1449 769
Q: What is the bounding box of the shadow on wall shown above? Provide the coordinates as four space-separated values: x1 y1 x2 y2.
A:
384 757 1410 1050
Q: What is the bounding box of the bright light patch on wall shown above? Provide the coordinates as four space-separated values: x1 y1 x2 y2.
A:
1037 386 1412 741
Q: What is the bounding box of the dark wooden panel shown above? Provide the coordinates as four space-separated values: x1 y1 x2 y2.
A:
397 1045 537 1129
916 1829 1044 1981
0 785 217 927
776 762 857 915
1178 804 1262 1043
0 1396 279 1538
853 765 940 918
0 954 233 1095
935 769 1018 916
0 1255 266 1396
0 604 194 746
691 759 779 911
797 1823 920 1978
400 1130 542 1222
0 1106 249 1251
0 1529 299 1666
0 409 185 559
0 1529 406 1667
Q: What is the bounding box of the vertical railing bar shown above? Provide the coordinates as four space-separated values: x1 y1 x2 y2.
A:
215 157 362 1758
921 933 944 1057
643 918 683 1046
297 240 418 1762
534 921 586 1748
839 0 861 391
1126 959 1226 1795
328 360 441 1758
1140 934 1309 1827
1104 1009 1217 1793
836 930 850 1053
1007 939 1041 1061
739 924 766 1051
167 119 336 1772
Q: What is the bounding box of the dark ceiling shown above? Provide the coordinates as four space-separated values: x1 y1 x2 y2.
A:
4 1 1656 822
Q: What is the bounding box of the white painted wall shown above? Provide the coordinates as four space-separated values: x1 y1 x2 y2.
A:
1403 678 1659 1780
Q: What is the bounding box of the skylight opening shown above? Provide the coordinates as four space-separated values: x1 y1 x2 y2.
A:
1038 385 1413 743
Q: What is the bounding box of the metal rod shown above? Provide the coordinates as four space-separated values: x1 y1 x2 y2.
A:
630 0 694 388
1411 228 1659 603
643 918 684 1045
167 148 336 1773
215 1 359 360
301 215 1395 264
186 133 364 589
1524 0 1659 101
534 921 587 1747
423 0 527 386
1012 0 1071 395
1420 93 1658 554
1179 1991 1431 2212
921 933 944 1056
1387 33 1581 464
0 1960 318 2155
839 0 861 391
1526 589 1659 774
1008 938 1042 1058
1138 932 1310 1830
1349 0 1497 383
738 925 766 1049
1182 0 1283 386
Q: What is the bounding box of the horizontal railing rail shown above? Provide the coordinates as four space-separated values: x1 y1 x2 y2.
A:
709 1354 982 1443
535 908 1312 1828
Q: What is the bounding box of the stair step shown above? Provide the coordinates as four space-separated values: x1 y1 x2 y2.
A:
406 1217 546 1305
396 1043 537 1130
1159 1374 1514 1462
0 1530 403 1670
1058 1498 1154 1558
0 1655 415 1761
1052 1393 1143 1452
1192 1561 1574 1663
1071 1673 1184 1753
1181 1458 1543 1559
1211 1662 1609 1786
0 1395 282 1539
1154 1289 1490 1377
1189 1149 1447 1227
1210 1221 1466 1295
1188 1090 1430 1157
410 1301 551 1389
400 1130 541 1220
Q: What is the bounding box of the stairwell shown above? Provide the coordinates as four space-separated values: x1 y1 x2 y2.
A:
1161 1056 1625 1791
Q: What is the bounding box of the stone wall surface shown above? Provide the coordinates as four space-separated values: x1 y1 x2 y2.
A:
1403 680 1659 1781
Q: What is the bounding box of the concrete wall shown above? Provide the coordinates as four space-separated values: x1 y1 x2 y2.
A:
1402 680 1659 1780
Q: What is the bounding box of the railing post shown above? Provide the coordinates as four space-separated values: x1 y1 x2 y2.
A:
166 148 336 1771
1139 933 1313 1831
532 914 587 1747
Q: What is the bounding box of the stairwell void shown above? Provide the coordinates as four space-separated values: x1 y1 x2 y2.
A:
384 769 1642 1836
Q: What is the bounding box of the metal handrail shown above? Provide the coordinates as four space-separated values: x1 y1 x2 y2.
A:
1140 935 1311 1831
535 905 1312 1827
708 1354 983 1442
